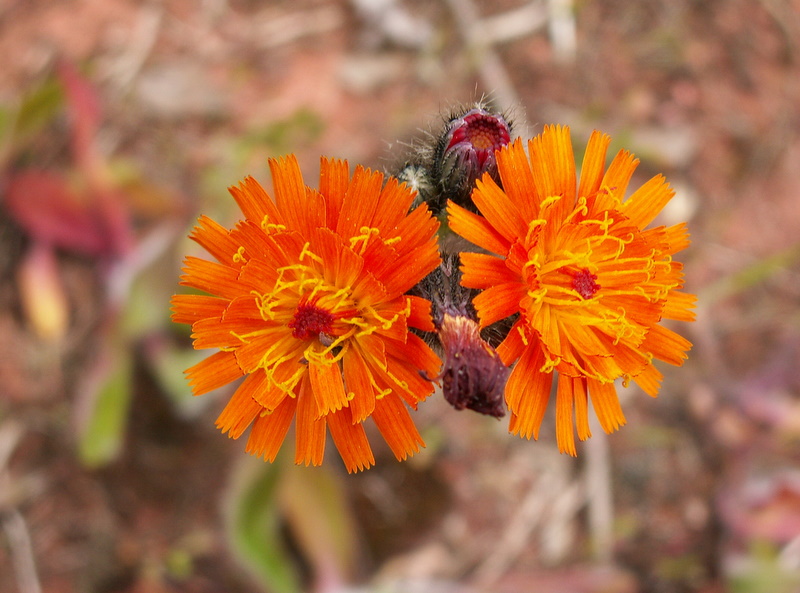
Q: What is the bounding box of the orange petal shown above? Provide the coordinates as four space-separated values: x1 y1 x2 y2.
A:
358 333 387 372
228 176 281 226
371 393 424 461
472 283 526 327
528 305 562 361
600 149 639 203
632 362 663 397
336 165 384 239
327 406 375 473
189 215 240 265
180 256 247 300
388 333 441 388
343 347 376 423
382 242 440 298
622 174 675 228
261 358 307 403
246 396 297 462
640 323 692 366
192 295 267 350
528 125 575 229
235 331 299 375
577 130 611 200
559 320 611 361
573 377 591 441
230 219 296 263
269 155 326 236
350 267 389 308
447 200 510 256
390 202 439 258
641 223 691 256
358 237 398 286
506 344 552 439
495 137 539 221
496 319 526 365
372 176 415 233
170 294 226 325
191 317 247 351
663 222 691 254
555 374 577 456
252 368 296 411
587 378 626 434
311 227 363 289
295 377 326 466
471 175 527 244
215 373 264 438
308 355 349 416
372 301 409 343
319 157 349 230
186 350 243 396
662 291 697 322
459 252 518 288
406 295 435 332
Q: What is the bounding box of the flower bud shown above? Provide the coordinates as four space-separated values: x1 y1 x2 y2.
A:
430 106 511 210
436 311 508 418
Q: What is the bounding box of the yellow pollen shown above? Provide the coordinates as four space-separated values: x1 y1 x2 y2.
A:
374 386 392 400
540 195 562 209
263 221 286 233
524 219 546 246
540 355 560 374
232 246 247 264
564 197 589 223
384 368 411 395
350 227 381 253
517 324 529 346
299 242 323 264
599 185 623 208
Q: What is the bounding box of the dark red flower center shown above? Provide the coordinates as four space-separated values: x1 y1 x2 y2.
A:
289 302 335 340
448 110 511 156
572 268 600 300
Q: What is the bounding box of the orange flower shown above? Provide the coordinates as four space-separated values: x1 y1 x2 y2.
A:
448 125 696 455
171 156 441 472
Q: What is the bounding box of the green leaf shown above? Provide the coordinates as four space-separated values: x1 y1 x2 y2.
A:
236 108 324 158
278 463 357 582
224 457 302 593
727 541 800 593
701 244 800 305
10 77 64 150
77 348 133 468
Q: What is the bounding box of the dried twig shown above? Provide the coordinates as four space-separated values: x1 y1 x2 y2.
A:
585 415 613 563
443 0 530 136
0 422 42 593
2 511 42 593
104 4 163 91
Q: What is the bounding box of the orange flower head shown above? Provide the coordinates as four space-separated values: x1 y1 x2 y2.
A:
448 125 696 455
171 155 442 472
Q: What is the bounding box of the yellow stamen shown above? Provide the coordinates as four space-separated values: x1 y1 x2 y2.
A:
233 246 247 264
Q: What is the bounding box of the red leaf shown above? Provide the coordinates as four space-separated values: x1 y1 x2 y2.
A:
56 59 102 168
5 170 112 255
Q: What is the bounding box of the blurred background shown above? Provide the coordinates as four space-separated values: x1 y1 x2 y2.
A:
1 0 799 592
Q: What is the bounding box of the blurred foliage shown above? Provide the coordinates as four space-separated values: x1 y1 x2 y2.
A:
2 76 64 160
236 107 324 158
224 455 358 593
199 108 325 220
702 244 800 306
77 346 133 468
727 541 800 593
225 458 303 593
